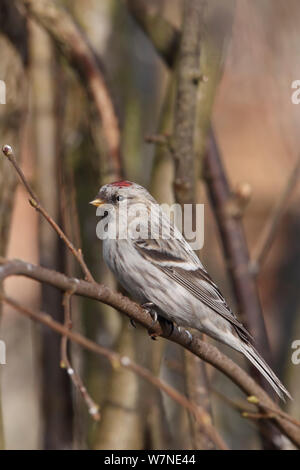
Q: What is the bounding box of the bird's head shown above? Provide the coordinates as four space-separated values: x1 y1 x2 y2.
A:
90 181 155 210
90 181 171 241
90 181 158 238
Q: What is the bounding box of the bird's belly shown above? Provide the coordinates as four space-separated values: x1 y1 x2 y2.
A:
103 239 149 303
103 239 208 327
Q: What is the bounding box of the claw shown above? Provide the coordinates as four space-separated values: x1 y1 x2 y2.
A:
147 315 159 339
150 310 158 326
184 329 193 345
142 302 160 339
142 301 155 310
130 318 137 328
142 301 159 328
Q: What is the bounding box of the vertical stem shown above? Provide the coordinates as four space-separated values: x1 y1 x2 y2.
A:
173 1 205 205
204 131 281 449
30 22 73 449
173 0 215 450
205 133 272 364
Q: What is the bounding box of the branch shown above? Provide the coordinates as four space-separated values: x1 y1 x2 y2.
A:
19 0 123 180
173 0 205 205
60 289 100 421
0 0 28 64
204 134 273 368
250 153 300 275
124 0 180 68
204 134 288 448
2 144 94 283
0 257 299 447
0 293 227 450
214 389 300 429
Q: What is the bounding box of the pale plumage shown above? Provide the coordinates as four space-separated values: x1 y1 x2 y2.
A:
91 181 291 400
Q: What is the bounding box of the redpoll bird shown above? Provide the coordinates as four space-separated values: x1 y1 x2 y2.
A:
90 181 291 400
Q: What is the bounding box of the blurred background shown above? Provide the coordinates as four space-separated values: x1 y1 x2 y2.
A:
0 0 299 450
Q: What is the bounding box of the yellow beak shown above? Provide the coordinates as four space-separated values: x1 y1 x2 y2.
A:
89 198 104 207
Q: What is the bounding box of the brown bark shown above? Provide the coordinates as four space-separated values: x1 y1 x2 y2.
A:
1 258 298 447
172 0 215 450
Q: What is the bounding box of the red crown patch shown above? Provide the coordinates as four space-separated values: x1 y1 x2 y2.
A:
109 181 132 188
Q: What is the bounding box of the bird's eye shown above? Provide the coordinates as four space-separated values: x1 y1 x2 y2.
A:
116 195 124 202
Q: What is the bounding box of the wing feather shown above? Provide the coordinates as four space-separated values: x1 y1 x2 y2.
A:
135 238 252 342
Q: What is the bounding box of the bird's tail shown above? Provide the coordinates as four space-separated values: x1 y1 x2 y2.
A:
239 342 292 401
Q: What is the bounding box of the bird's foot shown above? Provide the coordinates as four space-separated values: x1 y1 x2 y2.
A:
142 302 159 339
130 318 137 328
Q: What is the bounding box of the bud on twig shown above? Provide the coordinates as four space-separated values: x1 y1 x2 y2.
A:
2 144 13 157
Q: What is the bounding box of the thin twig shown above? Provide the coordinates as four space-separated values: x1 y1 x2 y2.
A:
125 0 180 68
214 388 300 429
213 389 275 431
0 257 298 447
2 144 94 283
212 389 288 445
250 154 300 275
145 134 175 159
0 294 227 450
242 411 275 421
257 403 300 429
60 288 100 421
145 133 171 146
213 388 255 414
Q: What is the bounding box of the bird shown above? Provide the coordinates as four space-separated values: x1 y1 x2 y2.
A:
90 180 291 400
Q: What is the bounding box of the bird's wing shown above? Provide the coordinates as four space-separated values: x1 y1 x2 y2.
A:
134 238 252 342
